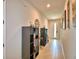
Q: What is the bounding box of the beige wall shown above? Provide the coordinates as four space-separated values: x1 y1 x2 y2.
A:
5 0 48 59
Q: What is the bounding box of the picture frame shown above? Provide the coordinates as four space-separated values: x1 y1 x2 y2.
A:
72 0 76 28
61 10 66 30
64 10 66 29
67 0 70 29
62 16 65 29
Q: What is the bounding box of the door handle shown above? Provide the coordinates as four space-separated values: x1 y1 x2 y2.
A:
3 43 4 47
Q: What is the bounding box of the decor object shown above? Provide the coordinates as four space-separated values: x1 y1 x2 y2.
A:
35 19 40 28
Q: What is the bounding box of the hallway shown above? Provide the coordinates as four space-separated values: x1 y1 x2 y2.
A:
36 39 65 59
3 0 76 59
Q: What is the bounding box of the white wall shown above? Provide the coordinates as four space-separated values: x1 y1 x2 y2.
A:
6 0 48 59
60 0 76 59
60 28 76 59
40 18 48 29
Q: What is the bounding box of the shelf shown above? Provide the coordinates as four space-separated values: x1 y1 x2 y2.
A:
30 54 34 59
30 35 34 42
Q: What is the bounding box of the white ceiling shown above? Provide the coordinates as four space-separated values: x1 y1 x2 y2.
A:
25 0 66 19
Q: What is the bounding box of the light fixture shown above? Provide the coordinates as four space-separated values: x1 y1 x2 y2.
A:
46 4 51 8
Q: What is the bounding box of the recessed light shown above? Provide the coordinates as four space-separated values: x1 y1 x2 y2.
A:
46 4 51 8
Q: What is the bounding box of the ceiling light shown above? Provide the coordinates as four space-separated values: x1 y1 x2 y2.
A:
46 4 51 8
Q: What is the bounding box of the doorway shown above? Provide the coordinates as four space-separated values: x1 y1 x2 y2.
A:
54 22 56 38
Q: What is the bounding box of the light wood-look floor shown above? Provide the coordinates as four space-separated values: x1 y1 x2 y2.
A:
36 39 65 59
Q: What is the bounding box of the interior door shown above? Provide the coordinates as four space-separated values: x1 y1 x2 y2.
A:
56 21 60 40
48 21 54 39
